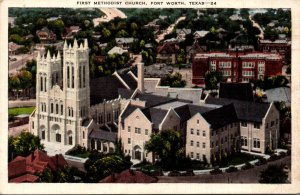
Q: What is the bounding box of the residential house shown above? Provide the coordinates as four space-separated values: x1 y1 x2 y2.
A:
193 30 209 40
107 46 128 55
156 42 180 64
115 38 137 50
61 26 81 40
36 27 57 44
176 28 191 41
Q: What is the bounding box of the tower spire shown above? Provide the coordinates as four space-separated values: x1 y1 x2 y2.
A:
74 39 78 48
84 39 88 49
64 40 68 49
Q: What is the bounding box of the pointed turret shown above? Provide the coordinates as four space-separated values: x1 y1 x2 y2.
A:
73 39 78 48
37 51 41 61
56 51 61 60
46 50 51 60
79 42 83 49
64 40 68 49
84 39 88 49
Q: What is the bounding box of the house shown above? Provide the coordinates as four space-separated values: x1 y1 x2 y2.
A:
192 51 283 85
186 42 207 63
193 31 210 39
176 28 191 41
36 27 57 44
156 42 180 64
107 46 128 55
61 26 81 39
8 42 23 55
115 38 136 50
8 149 67 183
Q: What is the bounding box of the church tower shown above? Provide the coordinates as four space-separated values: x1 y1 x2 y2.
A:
30 39 90 149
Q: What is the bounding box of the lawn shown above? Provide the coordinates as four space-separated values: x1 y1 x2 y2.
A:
8 107 35 117
219 153 256 168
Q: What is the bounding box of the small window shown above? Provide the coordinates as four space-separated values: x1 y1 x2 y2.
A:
196 141 199 147
266 123 269 128
190 140 194 146
271 121 275 127
51 103 54 113
221 138 223 144
197 120 199 124
196 153 200 160
253 138 260 148
254 122 260 129
41 130 45 140
241 121 247 127
202 130 206 137
145 129 149 135
128 138 131 144
190 128 194 135
196 129 200 135
128 126 131 132
191 152 194 158
83 131 85 139
61 105 63 115
202 142 206 148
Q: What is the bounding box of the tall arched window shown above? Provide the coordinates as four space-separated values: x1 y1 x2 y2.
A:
56 104 59 114
67 66 70 88
79 66 82 88
71 66 74 88
83 66 86 87
40 76 43 91
44 77 47 92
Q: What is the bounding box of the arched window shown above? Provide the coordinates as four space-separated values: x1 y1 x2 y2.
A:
83 66 86 87
56 104 59 114
71 66 74 88
61 104 63 115
40 76 43 91
79 66 82 88
44 77 47 92
67 66 70 88
50 103 54 113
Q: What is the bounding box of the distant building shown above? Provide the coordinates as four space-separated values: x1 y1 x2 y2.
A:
8 42 23 55
176 28 191 41
8 149 67 183
36 27 57 44
192 51 283 85
107 46 128 55
258 39 291 64
61 26 81 40
115 38 137 50
156 42 180 64
99 169 158 183
193 31 209 39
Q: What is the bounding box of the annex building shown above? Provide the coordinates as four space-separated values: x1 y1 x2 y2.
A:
29 39 280 164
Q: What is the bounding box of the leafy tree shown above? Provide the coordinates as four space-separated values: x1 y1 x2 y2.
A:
48 19 65 39
145 129 186 170
177 49 186 64
259 164 288 183
204 71 223 90
161 72 186 88
8 132 44 161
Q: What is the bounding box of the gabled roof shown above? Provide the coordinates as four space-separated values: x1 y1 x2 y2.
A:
107 46 128 55
202 103 238 129
205 97 271 122
219 82 254 102
142 107 168 129
176 28 191 34
194 30 209 38
157 42 180 54
174 104 214 123
115 38 136 44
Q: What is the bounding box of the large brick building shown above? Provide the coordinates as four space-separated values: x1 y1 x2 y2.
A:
192 51 283 85
258 39 291 64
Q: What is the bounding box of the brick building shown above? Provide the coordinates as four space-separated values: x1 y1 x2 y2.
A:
258 39 291 64
192 51 283 85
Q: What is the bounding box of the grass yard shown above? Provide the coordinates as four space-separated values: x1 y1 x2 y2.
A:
8 107 35 117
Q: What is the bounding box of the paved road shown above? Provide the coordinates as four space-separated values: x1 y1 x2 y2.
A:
8 99 36 108
93 8 127 27
157 156 291 183
9 53 35 75
155 16 186 43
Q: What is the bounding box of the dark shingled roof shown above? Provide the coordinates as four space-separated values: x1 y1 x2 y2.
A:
219 82 254 102
118 88 135 99
142 108 168 129
90 76 125 105
205 97 271 122
202 103 238 129
174 104 214 123
120 105 144 121
119 73 137 89
89 129 117 142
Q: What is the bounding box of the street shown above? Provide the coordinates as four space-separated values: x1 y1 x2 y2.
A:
9 53 35 75
157 156 291 183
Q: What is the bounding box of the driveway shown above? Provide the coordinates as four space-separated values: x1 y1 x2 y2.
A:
157 156 291 183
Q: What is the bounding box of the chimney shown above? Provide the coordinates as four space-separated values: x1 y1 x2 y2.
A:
137 63 144 93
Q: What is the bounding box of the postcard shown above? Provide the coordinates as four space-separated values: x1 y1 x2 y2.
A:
0 0 299 194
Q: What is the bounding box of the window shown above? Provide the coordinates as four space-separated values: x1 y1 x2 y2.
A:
254 122 260 129
190 140 194 146
253 138 260 148
41 130 45 140
71 67 74 88
241 136 248 146
203 155 206 161
83 131 85 139
190 128 194 134
266 123 269 128
230 123 233 128
67 66 70 88
202 130 206 137
196 129 200 135
145 129 149 135
128 138 131 144
56 104 59 114
196 153 200 160
56 133 61 142
241 121 247 127
32 122 34 129
271 121 275 127
211 142 214 148
51 103 54 113
135 127 141 134
202 142 206 148
197 120 199 124
61 105 63 115
128 126 131 132
190 152 194 158
221 138 223 144
196 141 200 147
225 136 228 142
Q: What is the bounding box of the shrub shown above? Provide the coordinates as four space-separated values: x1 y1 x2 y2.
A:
225 166 238 173
241 162 254 170
210 168 222 175
255 158 267 166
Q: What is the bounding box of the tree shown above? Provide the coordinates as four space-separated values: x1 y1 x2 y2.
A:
145 129 185 169
160 72 186 88
259 164 288 183
9 132 44 161
177 49 186 64
204 71 223 90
